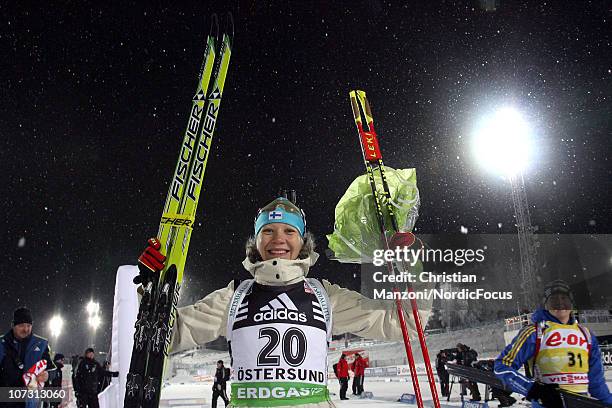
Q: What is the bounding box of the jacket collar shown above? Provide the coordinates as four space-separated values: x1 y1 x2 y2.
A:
2 329 14 342
242 253 319 286
531 308 576 325
3 330 32 349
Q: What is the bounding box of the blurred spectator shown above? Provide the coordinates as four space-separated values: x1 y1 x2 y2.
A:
73 348 118 408
351 353 367 396
0 307 55 408
212 360 230 408
336 354 349 400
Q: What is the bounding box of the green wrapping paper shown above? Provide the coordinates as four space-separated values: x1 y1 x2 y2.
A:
327 167 420 263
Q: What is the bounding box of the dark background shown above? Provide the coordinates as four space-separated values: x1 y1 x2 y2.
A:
2 1 610 354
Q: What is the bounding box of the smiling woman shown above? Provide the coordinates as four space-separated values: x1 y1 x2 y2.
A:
246 197 315 264
257 223 302 261
133 194 429 408
254 197 306 261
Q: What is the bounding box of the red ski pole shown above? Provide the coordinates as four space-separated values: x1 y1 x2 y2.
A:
349 89 441 408
406 288 441 408
394 289 424 408
350 90 425 408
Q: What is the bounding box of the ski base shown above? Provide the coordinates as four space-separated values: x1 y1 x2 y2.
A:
124 13 233 408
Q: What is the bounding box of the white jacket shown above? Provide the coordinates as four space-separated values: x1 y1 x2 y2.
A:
171 254 430 407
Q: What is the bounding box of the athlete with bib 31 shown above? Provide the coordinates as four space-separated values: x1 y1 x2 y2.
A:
494 280 612 407
135 196 426 408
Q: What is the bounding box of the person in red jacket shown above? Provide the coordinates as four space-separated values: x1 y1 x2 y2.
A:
336 354 350 400
351 353 367 396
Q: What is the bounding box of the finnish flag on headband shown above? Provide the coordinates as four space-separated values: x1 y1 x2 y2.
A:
268 210 283 220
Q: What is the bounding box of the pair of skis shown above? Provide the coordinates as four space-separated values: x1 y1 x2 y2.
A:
349 90 441 408
446 363 606 408
124 14 233 408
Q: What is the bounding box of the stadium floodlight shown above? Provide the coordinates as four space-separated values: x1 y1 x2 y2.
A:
88 314 102 330
86 300 100 315
86 300 102 332
473 107 531 177
48 315 64 337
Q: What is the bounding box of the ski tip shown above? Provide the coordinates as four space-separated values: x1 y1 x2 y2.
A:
226 12 234 38
349 89 367 100
221 12 234 48
210 13 219 36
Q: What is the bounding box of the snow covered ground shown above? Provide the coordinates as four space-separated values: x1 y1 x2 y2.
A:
156 370 612 408
60 369 612 408
60 335 612 408
160 377 471 408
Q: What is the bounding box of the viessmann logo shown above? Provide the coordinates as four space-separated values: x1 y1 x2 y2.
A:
254 293 307 323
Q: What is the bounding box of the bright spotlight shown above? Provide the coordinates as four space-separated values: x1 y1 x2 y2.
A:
48 315 64 337
473 107 531 176
89 314 102 330
86 301 100 315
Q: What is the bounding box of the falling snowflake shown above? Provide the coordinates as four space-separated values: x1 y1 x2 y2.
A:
460 226 468 234
18 237 26 247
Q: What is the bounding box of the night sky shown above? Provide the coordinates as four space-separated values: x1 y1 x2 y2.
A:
2 2 611 354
